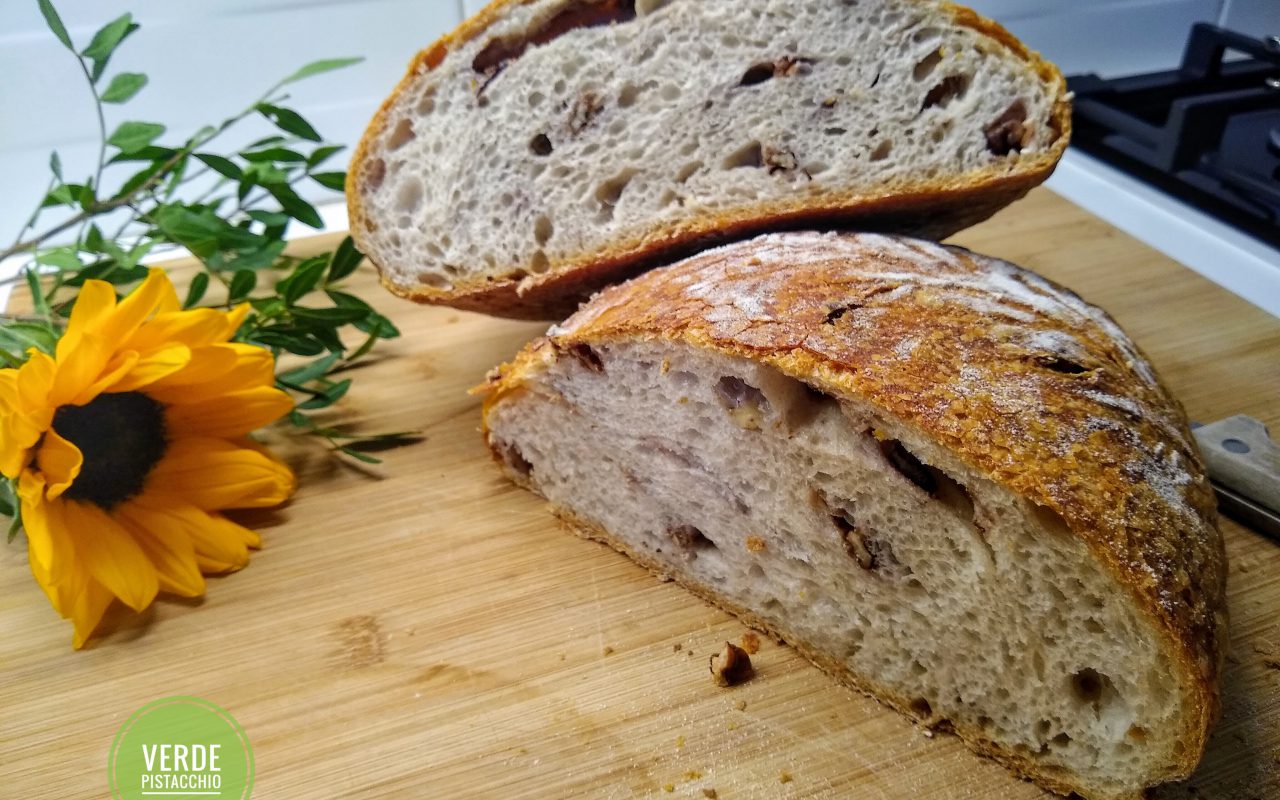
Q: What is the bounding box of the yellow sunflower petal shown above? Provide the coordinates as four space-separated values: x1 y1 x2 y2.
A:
125 308 238 353
18 473 76 589
16 350 56 414
147 344 275 402
100 269 175 344
69 349 141 407
50 332 113 407
127 498 260 573
35 428 83 499
225 303 250 332
70 578 115 650
108 344 192 393
144 344 240 391
165 386 294 439
0 413 40 478
59 500 159 612
115 502 207 597
0 369 18 410
61 279 117 344
144 437 295 510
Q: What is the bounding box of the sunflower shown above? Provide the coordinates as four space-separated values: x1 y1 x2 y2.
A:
0 269 295 648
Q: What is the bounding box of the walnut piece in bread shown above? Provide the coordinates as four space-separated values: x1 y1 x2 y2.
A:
478 231 1226 800
350 0 1070 319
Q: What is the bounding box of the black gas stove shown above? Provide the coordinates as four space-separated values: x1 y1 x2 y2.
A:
1068 24 1280 249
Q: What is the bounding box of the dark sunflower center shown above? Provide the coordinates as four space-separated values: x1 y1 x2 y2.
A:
52 391 167 509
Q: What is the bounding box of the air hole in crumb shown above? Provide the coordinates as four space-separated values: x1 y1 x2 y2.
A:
675 161 703 183
825 501 906 576
715 376 768 430
564 343 604 372
669 525 715 561
394 179 424 214
740 63 775 86
1070 668 1114 708
495 440 532 477
617 82 641 108
878 439 936 494
909 698 932 719
534 214 554 245
786 382 837 429
529 133 554 156
595 168 639 219
823 127 847 136
387 118 416 150
415 89 436 115
723 141 764 170
986 100 1029 155
928 465 974 521
870 140 893 161
922 74 970 109
1035 719 1051 737
529 251 550 274
1127 725 1148 742
365 158 386 191
417 272 449 289
913 49 942 81
1051 732 1072 747
977 715 994 729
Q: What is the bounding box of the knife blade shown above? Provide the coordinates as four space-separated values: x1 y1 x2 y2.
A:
1191 415 1280 540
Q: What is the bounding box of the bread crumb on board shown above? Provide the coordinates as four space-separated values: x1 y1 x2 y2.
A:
683 770 703 780
602 645 615 656
662 783 674 793
711 642 754 687
734 699 747 711
779 769 794 784
740 631 761 654
701 789 718 799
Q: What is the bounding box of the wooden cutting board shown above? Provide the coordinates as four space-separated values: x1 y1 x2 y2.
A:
2 188 1278 799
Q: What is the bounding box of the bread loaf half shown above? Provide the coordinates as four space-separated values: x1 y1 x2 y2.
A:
478 232 1226 799
350 0 1071 319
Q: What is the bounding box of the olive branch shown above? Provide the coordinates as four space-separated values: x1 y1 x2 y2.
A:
0 0 418 493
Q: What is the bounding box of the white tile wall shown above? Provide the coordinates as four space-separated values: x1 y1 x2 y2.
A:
0 0 464 245
3 0 1278 246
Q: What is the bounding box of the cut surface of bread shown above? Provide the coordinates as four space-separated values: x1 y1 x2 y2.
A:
478 232 1226 799
350 0 1071 319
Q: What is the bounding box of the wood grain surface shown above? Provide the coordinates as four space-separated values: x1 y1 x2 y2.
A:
2 187 1278 799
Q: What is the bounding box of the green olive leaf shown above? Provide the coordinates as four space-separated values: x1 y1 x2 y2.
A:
277 57 363 87
107 121 165 153
37 0 74 51
100 71 147 103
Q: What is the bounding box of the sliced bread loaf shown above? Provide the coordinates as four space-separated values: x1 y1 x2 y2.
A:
477 232 1226 799
350 0 1071 319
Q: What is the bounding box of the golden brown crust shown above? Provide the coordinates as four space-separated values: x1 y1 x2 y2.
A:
347 0 1073 320
479 231 1225 796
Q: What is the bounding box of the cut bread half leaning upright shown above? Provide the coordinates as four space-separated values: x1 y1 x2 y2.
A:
349 0 1071 319
478 233 1227 800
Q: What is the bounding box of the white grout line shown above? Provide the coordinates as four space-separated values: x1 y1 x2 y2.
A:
1045 150 1280 319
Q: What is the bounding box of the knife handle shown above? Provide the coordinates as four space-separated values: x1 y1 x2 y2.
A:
1193 415 1280 514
